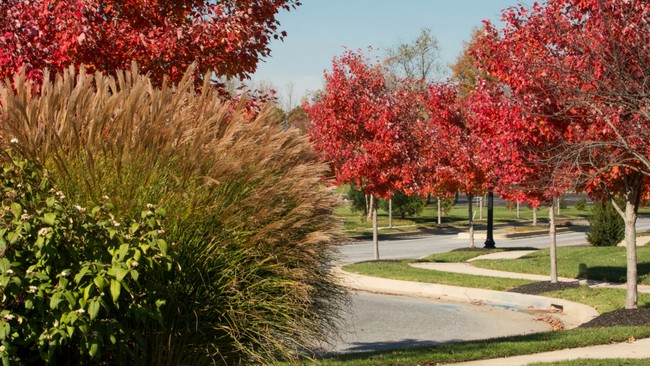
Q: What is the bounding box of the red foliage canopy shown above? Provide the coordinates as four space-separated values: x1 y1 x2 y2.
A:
304 50 425 199
0 0 299 86
474 0 650 200
422 83 495 200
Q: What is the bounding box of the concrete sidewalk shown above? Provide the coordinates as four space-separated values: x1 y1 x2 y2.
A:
452 337 650 365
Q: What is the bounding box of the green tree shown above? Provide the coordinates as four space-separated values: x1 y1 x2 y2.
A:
587 199 625 247
380 191 426 219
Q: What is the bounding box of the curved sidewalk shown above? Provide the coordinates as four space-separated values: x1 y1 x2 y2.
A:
334 267 598 329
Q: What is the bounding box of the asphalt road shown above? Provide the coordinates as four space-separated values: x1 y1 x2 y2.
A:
323 292 550 355
336 218 650 264
326 218 650 355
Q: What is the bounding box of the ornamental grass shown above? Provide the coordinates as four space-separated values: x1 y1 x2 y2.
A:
0 65 346 365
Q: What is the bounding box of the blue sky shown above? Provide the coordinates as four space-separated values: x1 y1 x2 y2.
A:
252 0 528 107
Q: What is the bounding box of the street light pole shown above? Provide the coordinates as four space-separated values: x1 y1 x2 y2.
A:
484 190 496 248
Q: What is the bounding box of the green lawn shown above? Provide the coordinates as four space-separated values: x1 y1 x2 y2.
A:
345 260 534 291
471 246 650 285
316 327 650 366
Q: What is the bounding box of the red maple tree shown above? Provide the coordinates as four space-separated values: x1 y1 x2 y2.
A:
475 0 650 307
422 83 496 248
0 0 299 87
305 49 425 259
470 80 576 281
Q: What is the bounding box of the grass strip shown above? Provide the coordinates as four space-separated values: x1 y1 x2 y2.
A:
316 327 650 365
471 246 650 285
343 260 534 291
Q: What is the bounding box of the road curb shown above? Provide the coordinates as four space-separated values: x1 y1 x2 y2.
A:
334 267 598 329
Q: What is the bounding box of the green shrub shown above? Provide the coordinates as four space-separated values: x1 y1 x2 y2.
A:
380 191 426 219
0 151 172 364
575 198 588 211
0 66 345 365
347 185 369 217
441 196 456 216
587 199 625 247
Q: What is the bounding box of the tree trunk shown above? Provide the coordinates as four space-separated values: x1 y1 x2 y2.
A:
623 198 638 309
437 197 442 225
372 195 379 260
468 194 475 248
516 199 520 219
532 206 538 226
388 198 393 229
556 197 561 216
549 199 558 283
365 194 372 222
479 196 483 220
607 175 643 309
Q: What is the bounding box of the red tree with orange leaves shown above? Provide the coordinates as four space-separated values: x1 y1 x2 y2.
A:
475 0 650 308
305 49 426 259
0 0 299 88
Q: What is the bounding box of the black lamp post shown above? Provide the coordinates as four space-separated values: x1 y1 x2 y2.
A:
484 190 496 249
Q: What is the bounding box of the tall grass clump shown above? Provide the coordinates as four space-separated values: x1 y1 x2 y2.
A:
0 65 346 365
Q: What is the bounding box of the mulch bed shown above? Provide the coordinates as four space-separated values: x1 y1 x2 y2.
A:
580 309 650 328
510 281 650 327
508 281 580 295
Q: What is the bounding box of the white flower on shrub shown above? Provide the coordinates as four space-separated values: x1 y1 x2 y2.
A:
75 308 85 314
73 205 86 213
20 213 31 221
147 203 154 209
0 345 5 352
38 227 51 236
27 286 37 293
9 137 18 144
3 314 14 321
4 270 13 275
130 261 139 268
60 271 70 277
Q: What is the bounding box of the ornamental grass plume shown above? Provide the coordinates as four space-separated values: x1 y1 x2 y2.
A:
0 65 346 365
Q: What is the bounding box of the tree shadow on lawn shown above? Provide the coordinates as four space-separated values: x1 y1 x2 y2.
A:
578 262 650 284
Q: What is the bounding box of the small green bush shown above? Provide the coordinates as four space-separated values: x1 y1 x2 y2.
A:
347 185 369 217
0 152 172 364
380 191 426 219
587 199 625 247
441 196 456 216
575 198 588 211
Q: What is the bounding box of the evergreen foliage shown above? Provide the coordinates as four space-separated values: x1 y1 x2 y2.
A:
587 200 625 247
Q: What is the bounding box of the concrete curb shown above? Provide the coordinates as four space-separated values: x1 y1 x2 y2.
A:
334 267 598 329
456 227 575 240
